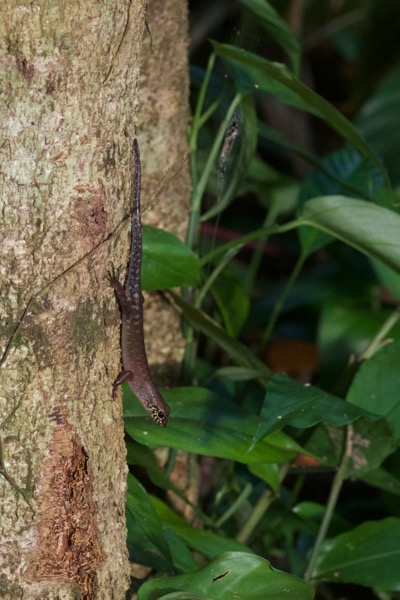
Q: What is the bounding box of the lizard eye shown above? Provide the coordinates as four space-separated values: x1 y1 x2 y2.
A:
151 406 167 426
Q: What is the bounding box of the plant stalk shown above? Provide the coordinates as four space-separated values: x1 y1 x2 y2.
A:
304 427 351 581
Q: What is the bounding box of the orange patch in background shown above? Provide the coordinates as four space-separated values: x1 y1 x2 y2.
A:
266 338 319 382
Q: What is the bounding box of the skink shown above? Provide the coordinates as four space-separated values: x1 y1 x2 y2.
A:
110 139 170 427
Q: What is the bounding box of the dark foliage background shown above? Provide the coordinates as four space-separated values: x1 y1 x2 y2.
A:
126 3 400 599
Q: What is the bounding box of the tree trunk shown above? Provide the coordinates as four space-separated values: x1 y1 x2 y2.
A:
137 0 198 529
139 0 192 386
0 1 147 597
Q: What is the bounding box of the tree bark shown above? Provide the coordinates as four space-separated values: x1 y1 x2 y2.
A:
139 0 192 386
0 1 147 598
137 0 198 534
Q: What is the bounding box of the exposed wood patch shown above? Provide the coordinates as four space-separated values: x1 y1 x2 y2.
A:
25 405 104 599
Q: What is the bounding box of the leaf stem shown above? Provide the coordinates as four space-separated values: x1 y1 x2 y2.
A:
190 53 217 153
215 482 253 528
196 247 239 308
200 219 301 267
236 487 274 544
235 464 289 544
304 427 351 581
359 304 400 361
258 250 308 358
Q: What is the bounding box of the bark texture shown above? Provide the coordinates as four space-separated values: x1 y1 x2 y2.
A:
0 1 147 598
138 0 192 387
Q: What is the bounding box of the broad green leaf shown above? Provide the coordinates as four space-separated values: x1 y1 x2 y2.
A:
142 226 200 290
212 42 385 180
299 147 384 206
314 517 400 591
139 551 314 600
126 473 173 571
126 439 220 529
125 438 190 501
162 528 198 574
152 498 250 559
169 290 272 386
300 196 400 274
237 0 300 74
126 438 169 482
124 386 303 464
253 373 381 446
346 341 400 439
298 148 385 254
280 141 384 206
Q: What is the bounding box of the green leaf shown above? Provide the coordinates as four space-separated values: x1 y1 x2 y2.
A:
318 302 400 389
142 226 201 290
340 418 396 478
162 528 199 574
300 196 400 275
298 148 385 253
139 551 314 600
126 439 220 530
247 463 281 493
152 498 250 559
314 517 400 591
346 341 400 439
361 467 400 496
211 270 250 338
126 480 202 573
125 438 188 499
299 147 384 205
371 259 400 299
293 143 386 205
215 366 262 382
153 594 211 599
237 0 300 74
169 291 272 386
293 501 350 536
126 473 173 571
124 386 303 464
212 42 386 180
253 373 380 445
356 65 400 185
